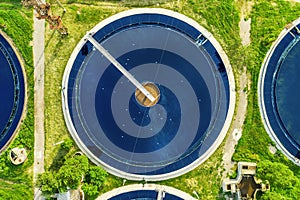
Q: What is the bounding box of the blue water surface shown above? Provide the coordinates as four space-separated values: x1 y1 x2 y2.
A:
0 34 25 151
65 13 230 176
275 40 300 145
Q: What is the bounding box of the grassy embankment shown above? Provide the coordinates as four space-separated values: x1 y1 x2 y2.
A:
0 1 34 199
233 0 300 199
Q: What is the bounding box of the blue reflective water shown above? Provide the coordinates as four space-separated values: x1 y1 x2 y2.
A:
275 40 300 144
108 190 184 200
66 13 230 176
0 48 14 130
109 190 157 200
0 34 25 151
95 48 211 153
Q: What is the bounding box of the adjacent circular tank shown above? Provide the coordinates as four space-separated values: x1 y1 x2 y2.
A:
259 18 300 165
97 184 196 200
0 31 26 153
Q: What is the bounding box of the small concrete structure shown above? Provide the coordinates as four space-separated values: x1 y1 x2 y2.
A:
53 189 84 200
10 147 27 165
222 162 270 200
57 191 70 200
135 82 160 107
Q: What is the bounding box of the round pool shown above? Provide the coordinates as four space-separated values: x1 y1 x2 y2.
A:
0 32 26 153
259 18 300 165
97 184 196 200
62 8 235 180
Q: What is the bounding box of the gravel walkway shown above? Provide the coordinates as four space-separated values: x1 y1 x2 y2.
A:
33 7 45 200
221 0 251 179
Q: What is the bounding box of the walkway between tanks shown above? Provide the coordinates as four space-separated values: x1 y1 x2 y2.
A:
33 6 45 200
221 0 251 178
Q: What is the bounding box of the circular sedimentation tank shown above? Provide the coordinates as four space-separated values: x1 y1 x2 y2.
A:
259 18 300 165
98 184 196 200
62 8 235 180
0 31 26 153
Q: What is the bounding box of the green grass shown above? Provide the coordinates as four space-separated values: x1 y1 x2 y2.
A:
233 0 300 167
1 0 297 199
0 4 34 199
48 0 174 7
158 146 225 199
0 179 33 199
0 0 23 3
233 0 300 198
43 2 127 169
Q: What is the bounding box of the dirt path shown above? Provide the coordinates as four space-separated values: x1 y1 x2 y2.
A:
33 6 45 200
221 67 248 178
221 1 252 179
